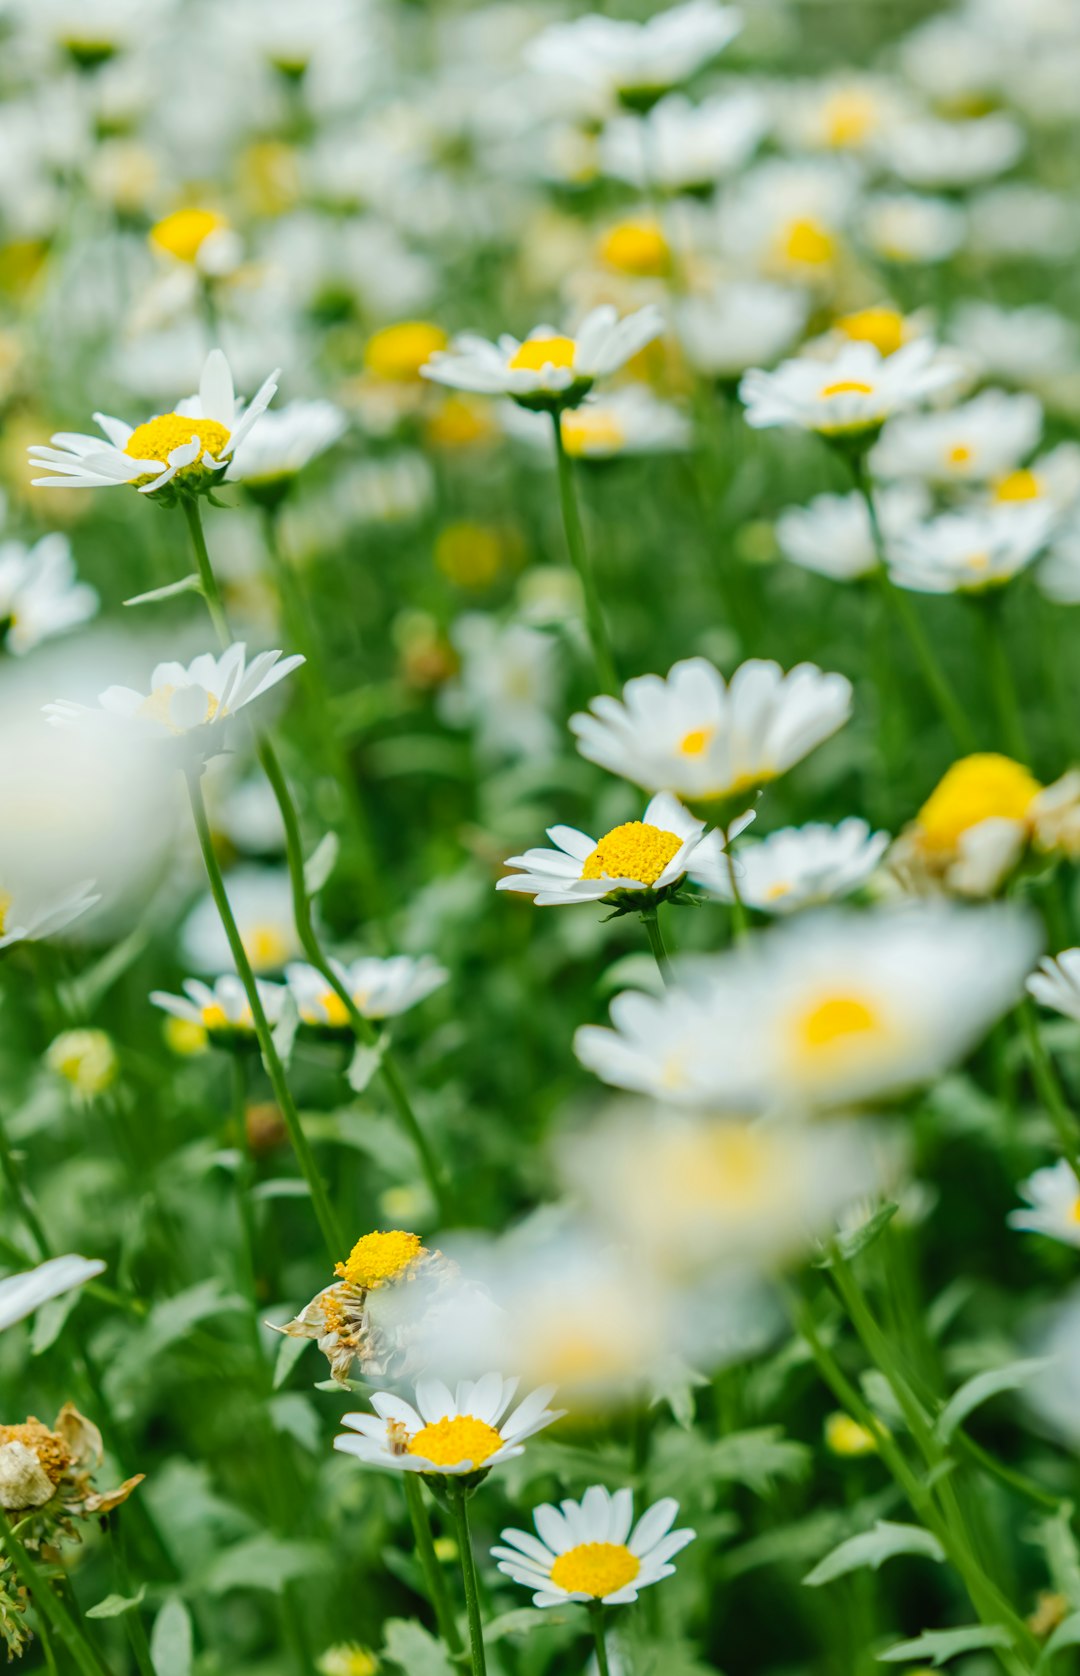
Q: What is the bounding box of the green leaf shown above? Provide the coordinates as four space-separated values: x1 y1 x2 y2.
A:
708 1427 811 1494
1038 1610 1080 1670
269 992 299 1067
31 1287 82 1356
649 1358 709 1430
303 832 339 896
86 1588 146 1619
272 1330 309 1389
381 1618 455 1676
935 1358 1050 1443
202 1535 326 1594
804 1521 945 1587
1027 1502 1080 1608
816 1202 898 1266
485 1606 574 1641
347 1036 387 1094
878 1625 1013 1665
124 574 202 606
149 1597 193 1676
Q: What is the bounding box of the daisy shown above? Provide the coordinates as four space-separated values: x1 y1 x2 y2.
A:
28 349 279 498
888 504 1056 595
334 1373 562 1478
675 281 809 382
599 91 767 192
438 614 561 761
775 484 929 582
871 390 1043 486
226 398 348 492
1028 950 1080 1024
0 1255 105 1334
1008 1160 1080 1249
879 114 1025 191
859 192 967 267
0 879 99 952
492 1488 695 1607
739 340 961 440
149 207 241 276
285 955 448 1025
504 387 692 460
775 75 911 155
497 792 751 908
421 305 664 413
949 304 1080 392
570 657 852 815
574 983 741 1104
180 867 300 975
524 0 742 114
150 974 287 1039
891 754 1042 899
0 532 98 654
717 158 858 283
695 819 890 912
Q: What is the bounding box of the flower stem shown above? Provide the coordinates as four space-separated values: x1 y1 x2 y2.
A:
589 1602 612 1676
551 413 619 695
724 824 749 940
449 1485 487 1676
640 904 672 985
404 1475 464 1660
0 1106 51 1259
0 1508 109 1676
1020 999 1080 1178
185 762 343 1261
181 495 230 645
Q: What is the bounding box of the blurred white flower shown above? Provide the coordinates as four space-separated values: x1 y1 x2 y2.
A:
0 877 100 952
227 398 348 488
1008 1160 1080 1249
422 305 664 411
888 504 1055 595
859 193 967 267
493 1487 694 1607
775 484 929 582
0 533 98 654
871 390 1043 486
949 304 1080 390
180 866 299 974
524 1 742 114
717 158 858 282
774 75 910 155
697 819 889 912
879 114 1024 190
505 386 691 459
967 185 1079 262
740 340 960 438
1027 950 1080 1024
439 614 561 761
285 955 448 1024
675 280 808 380
150 974 286 1037
600 90 766 192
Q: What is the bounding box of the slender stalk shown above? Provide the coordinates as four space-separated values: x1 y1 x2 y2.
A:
111 1519 157 1676
724 825 749 940
404 1476 465 1659
0 1112 51 1259
449 1486 487 1676
589 1602 612 1676
1020 1000 1080 1178
640 904 672 985
551 413 619 695
185 762 343 1261
181 496 230 644
975 594 1029 762
0 1509 108 1676
230 1053 262 1305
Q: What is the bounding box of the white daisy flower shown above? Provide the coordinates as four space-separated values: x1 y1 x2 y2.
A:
599 90 766 192
493 1488 694 1607
774 75 911 155
775 484 930 582
675 280 809 381
717 158 859 282
871 389 1043 486
570 657 853 814
180 866 300 975
226 398 348 490
149 974 286 1038
967 185 1079 263
28 349 279 497
889 753 1041 900
284 955 448 1025
0 533 98 654
524 0 742 114
0 878 99 952
421 305 664 412
878 114 1024 190
496 792 752 907
438 614 561 762
1008 1159 1080 1249
574 982 745 1104
740 340 961 439
983 444 1080 516
504 387 692 460
1027 950 1080 1024
859 192 967 267
888 504 1056 595
949 304 1080 391
0 1255 106 1334
696 819 890 912
334 1373 562 1477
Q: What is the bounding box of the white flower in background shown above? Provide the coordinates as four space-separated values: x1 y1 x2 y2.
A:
524 1 742 114
150 974 286 1037
421 305 664 411
438 614 561 761
871 390 1043 486
180 867 300 974
28 349 279 495
493 1488 695 1607
878 114 1025 190
981 445 1080 517
888 504 1056 595
1028 950 1080 1024
890 754 1041 900
0 533 98 654
0 878 100 952
227 398 348 488
859 193 967 266
334 1374 562 1476
775 484 929 582
801 303 932 364
571 657 852 811
149 206 241 276
696 819 889 912
46 643 304 743
1038 528 1080 605
949 304 1080 391
898 10 1007 106
1026 1285 1080 1449
207 770 286 855
717 158 859 282
505 387 691 460
967 186 1079 263
774 75 910 155
285 955 448 1025
46 1028 118 1098
497 792 750 907
575 983 739 1103
600 90 766 192
675 281 809 380
740 340 961 438
1008 1160 1080 1249
0 1255 106 1333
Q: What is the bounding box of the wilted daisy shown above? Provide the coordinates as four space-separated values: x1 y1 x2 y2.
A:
696 819 889 912
675 281 809 382
0 1401 142 1518
871 390 1043 486
0 532 98 654
150 974 287 1041
1008 1160 1080 1249
1028 950 1080 1024
285 955 448 1025
226 398 348 494
493 1488 694 1606
739 340 960 441
28 349 279 499
0 1255 105 1335
0 878 99 952
890 754 1042 897
599 90 766 192
334 1374 562 1477
421 305 664 412
570 657 852 816
888 505 1055 595
775 485 929 582
524 0 741 114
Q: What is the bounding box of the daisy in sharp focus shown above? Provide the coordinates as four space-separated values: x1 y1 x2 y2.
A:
28 349 279 499
1008 1160 1080 1249
0 532 98 654
493 1487 694 1607
739 339 961 441
695 818 890 912
334 1373 562 1478
150 975 287 1042
285 954 448 1026
1028 950 1080 1024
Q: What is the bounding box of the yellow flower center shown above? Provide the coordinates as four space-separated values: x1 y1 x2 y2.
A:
825 1412 879 1457
426 395 497 450
780 218 837 269
0 1420 71 1487
318 989 352 1028
508 335 577 373
821 89 878 149
435 522 506 587
364 321 449 382
549 1542 641 1598
149 208 226 264
994 468 1041 502
598 220 670 277
581 821 683 887
244 923 291 971
679 726 714 757
764 880 792 902
125 414 230 469
200 1003 230 1031
947 442 974 469
561 410 627 458
137 683 221 730
335 1229 422 1290
821 380 875 398
661 1124 775 1213
796 993 881 1054
916 753 1041 853
0 888 11 936
407 1414 503 1469
836 307 906 357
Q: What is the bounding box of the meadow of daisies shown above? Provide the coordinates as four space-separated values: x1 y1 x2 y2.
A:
9 2 1080 1675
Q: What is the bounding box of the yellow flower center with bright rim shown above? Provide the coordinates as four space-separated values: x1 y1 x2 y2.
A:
995 468 1041 502
679 726 714 756
336 1229 422 1289
150 208 226 263
125 415 230 469
407 1414 503 1469
581 821 683 887
200 1003 230 1031
796 993 881 1055
318 989 351 1028
916 753 1041 853
364 321 449 382
598 220 670 277
822 89 878 149
780 218 837 268
0 888 11 936
821 380 875 399
137 683 220 730
244 923 291 971
825 1412 879 1457
947 442 974 469
836 307 906 357
561 410 626 458
550 1542 641 1598
508 335 577 373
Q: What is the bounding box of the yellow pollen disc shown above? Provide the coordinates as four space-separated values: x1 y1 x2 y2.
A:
244 924 291 971
426 395 497 450
797 993 880 1053
916 753 1041 853
407 1414 503 1469
364 321 449 382
200 1003 230 1031
836 307 906 357
821 379 875 398
0 888 11 936
781 218 837 268
598 220 670 277
581 821 683 887
335 1229 422 1290
947 442 973 468
822 89 878 149
550 1542 641 1598
0 1420 71 1486
508 335 576 373
149 207 226 263
764 879 792 902
125 414 230 468
318 990 351 1028
679 726 715 757
561 410 627 458
664 1124 774 1213
995 468 1041 502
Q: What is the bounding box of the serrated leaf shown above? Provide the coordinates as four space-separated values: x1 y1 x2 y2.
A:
879 1625 1012 1664
347 1036 386 1093
203 1535 326 1594
86 1587 145 1619
485 1606 574 1641
817 1202 898 1266
272 1330 309 1389
150 1597 193 1676
935 1358 1050 1443
649 1357 709 1430
804 1521 944 1587
124 574 202 607
303 833 339 896
382 1618 455 1676
709 1426 811 1494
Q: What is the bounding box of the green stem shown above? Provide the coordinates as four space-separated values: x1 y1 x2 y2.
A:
0 1509 109 1676
449 1486 487 1676
0 1111 51 1259
181 496 230 645
404 1476 465 1659
589 1602 612 1676
724 824 749 940
230 1053 262 1305
640 905 672 985
975 594 1029 762
111 1519 157 1676
551 413 619 695
1020 1000 1080 1177
185 763 342 1261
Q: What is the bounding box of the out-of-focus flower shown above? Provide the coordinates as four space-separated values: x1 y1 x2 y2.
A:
1028 950 1080 1023
149 207 240 275
675 281 808 381
493 1488 694 1606
524 0 742 114
506 387 692 459
775 485 929 582
150 974 286 1041
859 193 967 267
44 1029 119 1099
0 1402 142 1516
364 322 449 384
890 754 1041 898
595 219 672 278
718 159 858 283
227 399 348 492
871 390 1043 486
697 819 889 912
600 91 766 191
0 878 99 952
28 349 279 498
967 185 1079 263
0 533 98 654
879 114 1025 191
438 614 561 761
824 1413 879 1457
180 866 300 974
334 1374 562 1477
0 1256 105 1334
984 446 1080 518
317 1647 378 1676
740 341 960 440
888 505 1055 595
285 955 448 1025
776 76 909 155
949 304 1080 392
1008 1160 1080 1249
570 657 852 816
